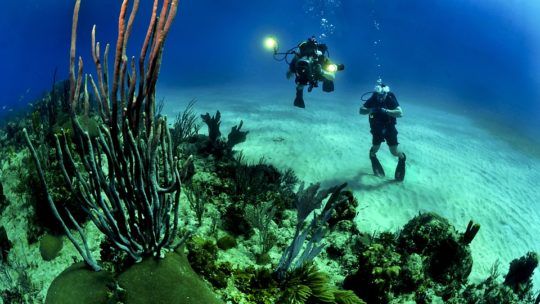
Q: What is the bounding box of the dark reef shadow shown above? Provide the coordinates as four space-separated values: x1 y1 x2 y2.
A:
322 171 399 193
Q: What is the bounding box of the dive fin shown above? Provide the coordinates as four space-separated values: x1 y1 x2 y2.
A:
294 90 305 108
395 153 406 181
370 155 385 177
322 80 334 92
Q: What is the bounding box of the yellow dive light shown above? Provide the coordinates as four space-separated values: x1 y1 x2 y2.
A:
325 64 338 73
264 37 278 51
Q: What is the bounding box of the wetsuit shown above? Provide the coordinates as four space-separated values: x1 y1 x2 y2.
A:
363 92 400 146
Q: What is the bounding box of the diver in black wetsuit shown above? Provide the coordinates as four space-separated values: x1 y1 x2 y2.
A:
359 81 407 181
286 36 342 108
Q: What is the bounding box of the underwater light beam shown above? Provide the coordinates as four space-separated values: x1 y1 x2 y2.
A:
325 63 338 73
264 36 278 53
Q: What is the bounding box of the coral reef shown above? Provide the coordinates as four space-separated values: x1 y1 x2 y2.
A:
39 234 64 262
117 250 224 304
398 212 473 285
0 1 538 303
343 213 539 304
504 252 539 299
45 263 114 304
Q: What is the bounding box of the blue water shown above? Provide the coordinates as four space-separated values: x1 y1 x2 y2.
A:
0 0 539 139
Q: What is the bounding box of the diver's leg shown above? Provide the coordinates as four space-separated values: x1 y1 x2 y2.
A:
294 84 305 108
389 145 405 159
386 126 406 181
370 145 381 157
369 144 385 177
389 145 406 181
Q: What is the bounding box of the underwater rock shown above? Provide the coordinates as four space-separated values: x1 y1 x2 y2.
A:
0 226 12 263
39 233 64 261
118 251 223 304
45 262 114 304
397 212 473 285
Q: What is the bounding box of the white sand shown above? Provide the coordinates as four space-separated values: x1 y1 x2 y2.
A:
160 84 540 287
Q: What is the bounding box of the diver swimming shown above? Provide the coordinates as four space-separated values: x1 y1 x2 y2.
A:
359 80 406 181
265 36 344 108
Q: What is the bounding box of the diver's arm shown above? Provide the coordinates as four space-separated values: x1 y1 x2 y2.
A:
385 106 403 118
359 107 371 115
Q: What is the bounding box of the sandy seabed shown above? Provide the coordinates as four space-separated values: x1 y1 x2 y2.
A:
160 84 540 288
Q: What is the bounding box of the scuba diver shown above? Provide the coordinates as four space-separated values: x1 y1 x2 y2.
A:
286 36 343 108
267 36 344 108
359 80 406 181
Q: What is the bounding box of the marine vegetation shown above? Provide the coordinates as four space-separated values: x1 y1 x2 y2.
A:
21 0 222 302
0 0 539 304
25 0 187 271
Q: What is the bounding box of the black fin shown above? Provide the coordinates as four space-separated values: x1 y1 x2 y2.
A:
294 90 305 108
395 153 406 181
370 155 385 177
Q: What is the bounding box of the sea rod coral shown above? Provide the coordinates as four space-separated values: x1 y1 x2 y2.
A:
24 0 187 271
